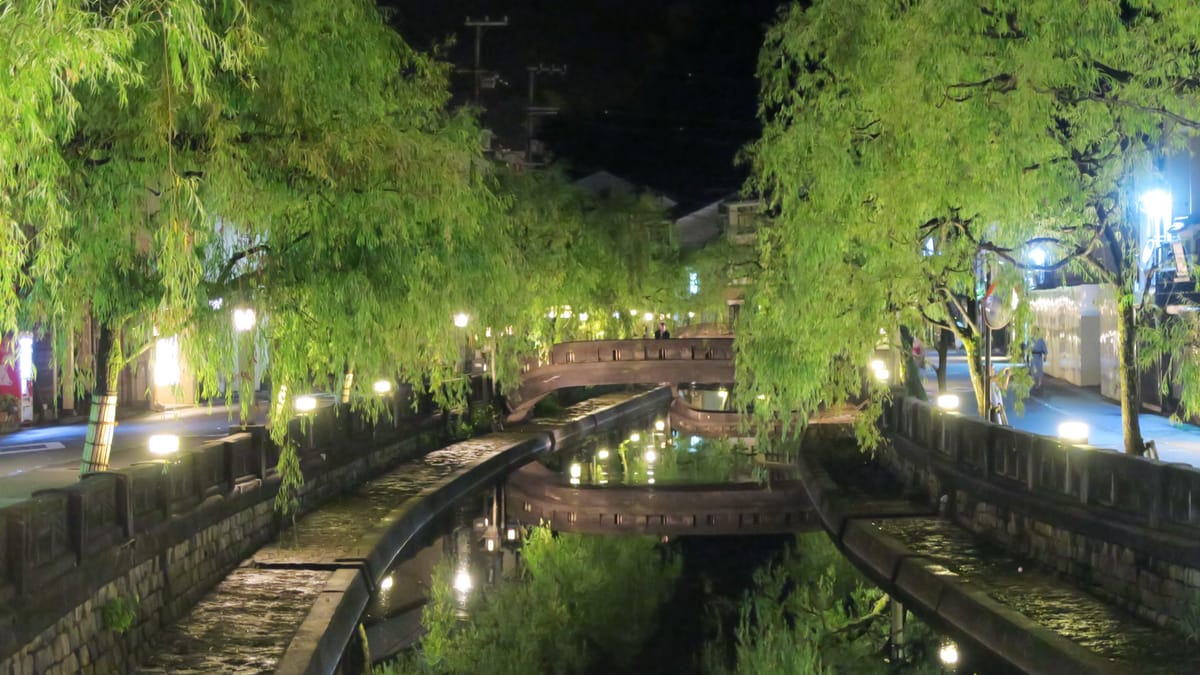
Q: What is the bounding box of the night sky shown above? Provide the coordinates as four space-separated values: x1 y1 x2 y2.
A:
382 1 784 206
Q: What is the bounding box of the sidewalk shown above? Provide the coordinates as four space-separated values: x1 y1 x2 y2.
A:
0 404 247 507
927 356 1200 467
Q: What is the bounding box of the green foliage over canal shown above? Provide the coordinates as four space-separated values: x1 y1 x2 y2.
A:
380 529 943 674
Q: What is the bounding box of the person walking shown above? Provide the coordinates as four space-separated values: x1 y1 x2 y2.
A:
1030 334 1047 392
990 366 1012 425
654 322 671 339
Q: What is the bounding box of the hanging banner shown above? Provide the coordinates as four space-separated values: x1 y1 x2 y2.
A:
0 337 20 400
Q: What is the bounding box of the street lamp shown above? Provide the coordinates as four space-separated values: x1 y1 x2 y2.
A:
939 641 959 667
232 308 257 425
453 312 469 328
1057 421 1089 444
936 394 960 411
233 308 256 333
148 434 180 456
295 395 317 450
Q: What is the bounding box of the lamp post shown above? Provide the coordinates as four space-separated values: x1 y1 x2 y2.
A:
453 312 470 374
373 380 392 439
232 308 256 427
295 395 317 450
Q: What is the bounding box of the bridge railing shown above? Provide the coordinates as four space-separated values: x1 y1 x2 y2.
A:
524 338 735 372
887 396 1200 532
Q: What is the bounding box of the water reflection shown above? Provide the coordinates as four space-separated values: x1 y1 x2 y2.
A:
541 410 780 486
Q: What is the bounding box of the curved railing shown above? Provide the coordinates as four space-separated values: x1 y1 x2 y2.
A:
885 396 1200 536
507 338 736 421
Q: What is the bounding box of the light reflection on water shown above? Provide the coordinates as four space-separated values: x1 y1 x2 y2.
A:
539 405 796 486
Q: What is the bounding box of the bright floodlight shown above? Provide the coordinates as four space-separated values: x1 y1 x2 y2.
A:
232 308 256 332
506 527 517 541
569 462 582 478
1029 247 1047 267
874 368 891 382
597 449 610 460
1058 421 1089 444
630 432 641 442
148 434 180 456
373 380 392 395
654 420 665 431
938 642 959 666
380 575 394 591
870 359 885 372
643 311 654 321
936 394 960 411
453 568 472 594
295 396 317 413
453 313 469 328
717 389 729 399
644 449 658 463
1141 188 1171 221
579 312 589 321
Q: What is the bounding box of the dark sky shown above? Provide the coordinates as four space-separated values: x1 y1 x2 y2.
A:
381 1 784 205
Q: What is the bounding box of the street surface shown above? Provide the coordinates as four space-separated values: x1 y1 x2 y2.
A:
0 406 242 507
928 355 1200 466
5 358 1200 507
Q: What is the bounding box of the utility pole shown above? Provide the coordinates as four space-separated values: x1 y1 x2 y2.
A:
526 64 567 164
464 16 508 105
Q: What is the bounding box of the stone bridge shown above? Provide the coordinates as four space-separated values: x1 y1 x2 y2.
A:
506 338 734 422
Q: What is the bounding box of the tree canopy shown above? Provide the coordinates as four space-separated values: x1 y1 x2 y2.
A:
744 0 1200 451
2 1 681 467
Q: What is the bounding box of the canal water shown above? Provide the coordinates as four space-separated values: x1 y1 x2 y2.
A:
364 400 968 674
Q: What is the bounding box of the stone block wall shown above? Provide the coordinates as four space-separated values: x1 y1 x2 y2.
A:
0 407 447 675
953 490 1200 629
880 437 1200 635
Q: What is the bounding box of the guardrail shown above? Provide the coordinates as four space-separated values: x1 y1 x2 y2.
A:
0 396 432 601
524 338 735 372
884 396 1200 533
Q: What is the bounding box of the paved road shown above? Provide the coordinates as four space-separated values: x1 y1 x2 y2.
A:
0 406 244 507
926 355 1200 467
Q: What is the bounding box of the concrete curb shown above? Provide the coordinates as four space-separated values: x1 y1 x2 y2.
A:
794 450 1129 675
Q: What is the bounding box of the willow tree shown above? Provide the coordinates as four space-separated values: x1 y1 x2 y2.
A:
10 0 499 477
746 0 1200 454
491 168 679 363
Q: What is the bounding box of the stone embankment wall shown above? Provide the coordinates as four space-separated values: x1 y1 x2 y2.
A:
882 396 1200 633
0 400 448 675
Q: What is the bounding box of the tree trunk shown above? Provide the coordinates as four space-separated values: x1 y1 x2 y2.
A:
79 325 122 475
963 338 986 418
936 329 951 391
1116 296 1145 455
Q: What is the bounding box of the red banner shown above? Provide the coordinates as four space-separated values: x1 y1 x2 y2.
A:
0 338 19 400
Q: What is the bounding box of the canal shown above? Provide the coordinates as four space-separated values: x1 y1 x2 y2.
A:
358 396 980 674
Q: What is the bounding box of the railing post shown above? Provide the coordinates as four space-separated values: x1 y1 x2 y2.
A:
1148 464 1165 529
1026 446 1036 492
1079 458 1089 505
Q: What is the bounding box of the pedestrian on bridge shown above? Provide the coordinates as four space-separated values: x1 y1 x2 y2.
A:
654 322 671 339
